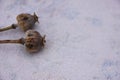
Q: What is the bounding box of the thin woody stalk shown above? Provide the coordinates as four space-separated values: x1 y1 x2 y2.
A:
0 24 18 32
0 38 24 44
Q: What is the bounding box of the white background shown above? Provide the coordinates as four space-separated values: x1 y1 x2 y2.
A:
0 0 120 80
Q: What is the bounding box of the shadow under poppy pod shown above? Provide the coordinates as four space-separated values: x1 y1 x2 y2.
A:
0 12 39 32
0 30 46 53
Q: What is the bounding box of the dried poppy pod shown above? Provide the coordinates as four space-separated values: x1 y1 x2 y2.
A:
0 30 46 53
0 12 39 32
17 12 39 31
25 30 46 52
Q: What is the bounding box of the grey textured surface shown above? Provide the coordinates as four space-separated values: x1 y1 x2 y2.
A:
0 0 120 80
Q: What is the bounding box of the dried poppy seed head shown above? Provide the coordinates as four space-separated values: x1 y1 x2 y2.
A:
0 30 46 53
25 30 46 53
0 13 39 32
16 13 39 32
